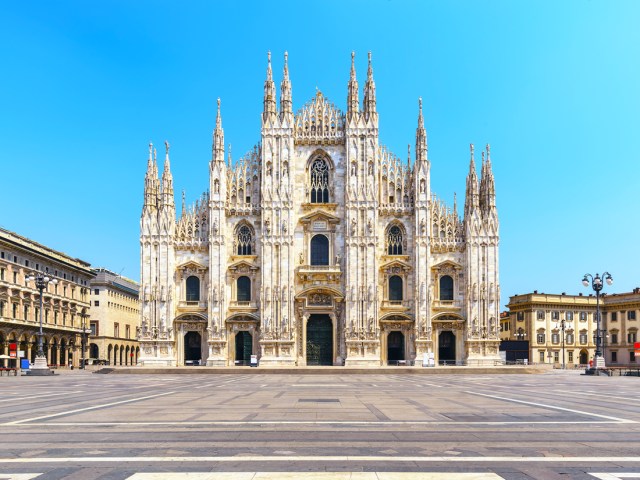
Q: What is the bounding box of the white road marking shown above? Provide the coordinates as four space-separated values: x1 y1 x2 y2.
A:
2 391 177 425
7 419 627 427
0 391 82 404
290 384 346 387
126 473 505 479
0 456 639 464
590 474 640 479
467 391 636 423
0 475 42 480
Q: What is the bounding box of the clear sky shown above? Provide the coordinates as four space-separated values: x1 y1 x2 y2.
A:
1 0 638 307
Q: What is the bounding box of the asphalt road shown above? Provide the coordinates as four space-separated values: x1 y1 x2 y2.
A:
0 369 639 479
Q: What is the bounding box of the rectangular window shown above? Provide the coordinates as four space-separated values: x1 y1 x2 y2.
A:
551 333 560 344
126 325 130 339
628 332 637 343
566 333 574 344
54 311 58 324
611 312 618 321
537 333 545 344
94 300 99 307
13 272 17 283
551 311 559 320
537 310 545 320
23 305 28 320
90 321 98 336
568 351 574 363
114 323 120 338
631 351 636 362
24 260 29 267
553 351 559 363
517 311 524 321
579 333 588 344
12 303 18 318
63 313 67 325
580 312 587 321
94 288 99 295
611 333 618 344
539 351 545 362
0 300 4 317
0 268 4 281
13 256 17 263
628 311 637 320
611 351 617 363
566 311 573 321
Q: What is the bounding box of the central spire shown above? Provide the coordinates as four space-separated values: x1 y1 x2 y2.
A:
415 97 427 163
212 98 225 163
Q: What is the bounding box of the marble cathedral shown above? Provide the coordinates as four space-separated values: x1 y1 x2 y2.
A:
138 52 501 367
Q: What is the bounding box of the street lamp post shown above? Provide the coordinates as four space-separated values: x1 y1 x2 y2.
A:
582 272 613 370
555 317 567 370
80 313 90 369
26 271 58 376
515 327 526 340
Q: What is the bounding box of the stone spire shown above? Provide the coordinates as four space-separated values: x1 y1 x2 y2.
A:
415 98 428 164
363 51 377 118
161 140 174 207
347 51 359 119
212 98 225 163
263 51 277 121
464 143 479 217
143 142 158 210
280 51 292 118
181 190 186 217
480 144 496 212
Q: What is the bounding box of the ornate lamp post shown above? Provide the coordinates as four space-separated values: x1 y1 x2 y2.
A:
514 327 526 340
26 271 58 375
582 272 613 370
555 317 567 370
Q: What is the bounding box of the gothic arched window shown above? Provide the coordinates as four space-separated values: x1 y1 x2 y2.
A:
237 276 251 302
309 157 330 203
439 275 454 301
186 276 200 302
389 275 403 301
386 225 404 255
236 225 253 255
310 234 329 266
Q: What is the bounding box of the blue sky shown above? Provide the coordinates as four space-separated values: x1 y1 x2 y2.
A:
1 0 638 306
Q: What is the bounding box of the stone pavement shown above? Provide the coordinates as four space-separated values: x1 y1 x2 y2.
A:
0 370 638 479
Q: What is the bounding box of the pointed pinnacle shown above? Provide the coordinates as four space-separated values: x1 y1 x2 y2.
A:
267 51 273 80
215 98 222 128
367 51 373 78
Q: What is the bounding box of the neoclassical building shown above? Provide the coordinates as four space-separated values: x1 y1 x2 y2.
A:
138 52 501 367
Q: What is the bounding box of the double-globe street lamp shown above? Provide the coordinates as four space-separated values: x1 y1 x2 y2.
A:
26 271 58 375
582 272 613 369
514 327 526 340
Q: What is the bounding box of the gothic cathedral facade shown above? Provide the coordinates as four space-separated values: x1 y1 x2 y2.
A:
138 52 501 367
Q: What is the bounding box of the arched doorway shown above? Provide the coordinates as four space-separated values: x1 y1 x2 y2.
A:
579 349 589 365
387 331 405 363
438 330 456 365
184 331 202 365
235 331 252 365
306 314 333 366
90 343 99 360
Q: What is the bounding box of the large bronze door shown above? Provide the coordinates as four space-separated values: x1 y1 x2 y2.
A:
306 314 333 366
184 331 202 365
387 331 405 363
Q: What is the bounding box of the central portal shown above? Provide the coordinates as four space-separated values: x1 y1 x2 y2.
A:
387 331 405 363
184 331 202 365
438 330 456 365
306 314 333 366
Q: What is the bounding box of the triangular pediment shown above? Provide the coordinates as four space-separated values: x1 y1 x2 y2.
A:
299 210 340 224
380 258 412 272
228 259 259 272
432 260 462 271
176 260 207 272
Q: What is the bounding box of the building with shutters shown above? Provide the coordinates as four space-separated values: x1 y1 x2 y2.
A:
138 52 501 367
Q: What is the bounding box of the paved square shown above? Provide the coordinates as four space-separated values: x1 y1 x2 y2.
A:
0 370 639 479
